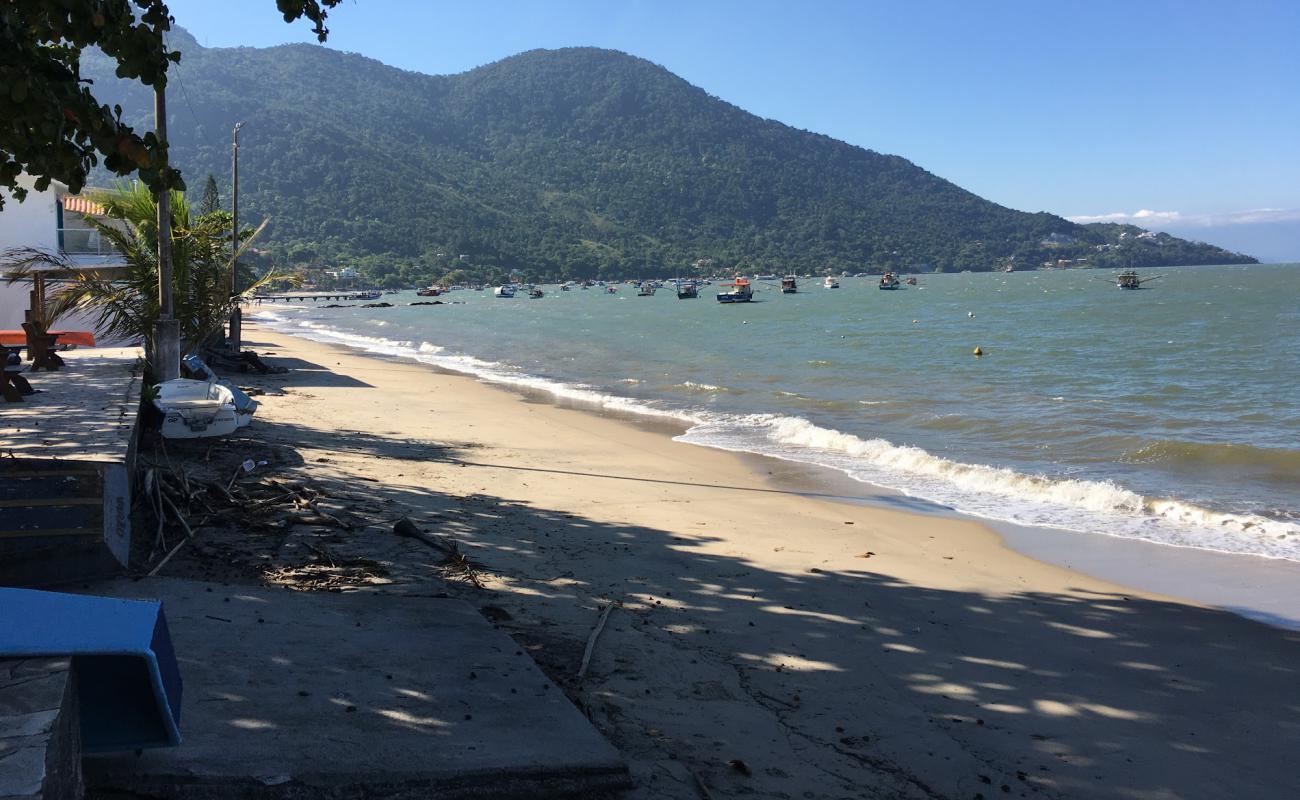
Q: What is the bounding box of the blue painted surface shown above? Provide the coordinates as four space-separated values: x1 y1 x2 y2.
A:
0 588 183 751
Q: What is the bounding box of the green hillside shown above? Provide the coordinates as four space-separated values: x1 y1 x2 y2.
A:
83 33 1255 284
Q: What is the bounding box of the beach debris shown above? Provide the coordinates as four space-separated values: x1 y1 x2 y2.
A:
201 348 287 374
393 517 483 587
577 600 618 680
690 769 716 800
727 759 752 776
138 443 369 582
227 458 269 490
479 605 513 623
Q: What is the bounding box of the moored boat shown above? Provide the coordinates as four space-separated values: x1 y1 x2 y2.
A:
416 286 441 297
352 290 383 300
676 280 699 299
878 272 900 290
716 277 754 303
1115 269 1163 289
493 284 517 298
529 287 544 298
780 275 797 293
637 283 656 296
823 276 840 289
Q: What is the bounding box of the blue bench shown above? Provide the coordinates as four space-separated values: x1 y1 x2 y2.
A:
0 588 183 752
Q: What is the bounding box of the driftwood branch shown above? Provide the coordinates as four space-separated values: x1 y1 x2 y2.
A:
578 601 617 679
394 517 483 587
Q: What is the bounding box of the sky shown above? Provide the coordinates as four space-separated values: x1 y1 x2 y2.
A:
165 0 1300 259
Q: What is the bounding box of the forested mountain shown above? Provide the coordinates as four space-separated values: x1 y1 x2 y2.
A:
82 31 1254 283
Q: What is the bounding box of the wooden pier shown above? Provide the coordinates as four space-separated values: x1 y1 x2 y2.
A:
253 292 379 303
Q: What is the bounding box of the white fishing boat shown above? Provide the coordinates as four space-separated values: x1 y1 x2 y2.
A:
153 379 240 439
823 276 840 289
493 284 517 298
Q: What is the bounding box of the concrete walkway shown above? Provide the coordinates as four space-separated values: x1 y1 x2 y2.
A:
0 658 81 800
83 578 629 798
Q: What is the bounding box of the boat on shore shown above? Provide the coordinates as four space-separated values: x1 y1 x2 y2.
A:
716 277 754 303
878 272 900 290
823 276 840 289
781 276 798 293
493 285 517 298
154 379 240 439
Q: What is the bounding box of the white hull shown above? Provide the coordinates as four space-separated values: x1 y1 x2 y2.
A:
154 379 240 439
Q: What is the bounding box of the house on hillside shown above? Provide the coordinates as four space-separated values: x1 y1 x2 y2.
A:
0 174 126 334
1040 232 1077 247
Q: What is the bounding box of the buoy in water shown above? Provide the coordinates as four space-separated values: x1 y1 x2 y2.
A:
912 319 918 324
968 311 975 318
972 346 983 356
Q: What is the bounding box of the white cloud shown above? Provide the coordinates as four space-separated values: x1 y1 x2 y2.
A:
1067 208 1300 228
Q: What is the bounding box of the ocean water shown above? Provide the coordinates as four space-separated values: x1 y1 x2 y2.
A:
253 264 1300 562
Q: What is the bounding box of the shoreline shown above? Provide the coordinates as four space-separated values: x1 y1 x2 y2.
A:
249 309 1300 631
223 318 1300 799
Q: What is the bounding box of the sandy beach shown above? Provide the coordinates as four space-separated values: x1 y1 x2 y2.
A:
183 320 1300 800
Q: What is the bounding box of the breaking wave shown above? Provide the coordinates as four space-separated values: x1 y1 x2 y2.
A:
254 309 1300 562
678 415 1300 561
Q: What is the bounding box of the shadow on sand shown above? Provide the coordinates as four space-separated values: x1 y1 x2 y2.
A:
138 414 1300 800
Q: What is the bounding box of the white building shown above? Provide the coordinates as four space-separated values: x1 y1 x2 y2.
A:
0 174 125 333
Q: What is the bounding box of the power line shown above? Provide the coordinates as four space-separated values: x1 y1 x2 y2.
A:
163 32 211 151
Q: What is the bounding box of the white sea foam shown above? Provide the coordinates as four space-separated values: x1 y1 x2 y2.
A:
253 309 1300 562
677 414 1300 561
677 381 727 393
254 311 694 423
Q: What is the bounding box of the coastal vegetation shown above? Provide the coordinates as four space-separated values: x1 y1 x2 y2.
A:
1 182 269 362
0 0 343 207
77 39 1254 286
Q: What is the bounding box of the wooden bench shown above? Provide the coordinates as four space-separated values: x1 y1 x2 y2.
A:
2 345 34 402
21 322 64 371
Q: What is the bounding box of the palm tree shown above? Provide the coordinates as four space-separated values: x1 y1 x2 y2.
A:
2 181 270 366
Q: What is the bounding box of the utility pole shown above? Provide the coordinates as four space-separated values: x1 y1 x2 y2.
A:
228 121 244 353
154 84 180 380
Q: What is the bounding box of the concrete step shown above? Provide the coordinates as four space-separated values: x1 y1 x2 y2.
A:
82 578 630 799
0 462 130 587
